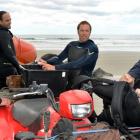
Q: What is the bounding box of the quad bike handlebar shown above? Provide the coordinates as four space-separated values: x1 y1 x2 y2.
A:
12 81 49 99
12 81 59 112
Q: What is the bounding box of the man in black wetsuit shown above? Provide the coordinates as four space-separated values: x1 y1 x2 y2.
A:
92 60 140 126
0 11 21 89
38 21 98 78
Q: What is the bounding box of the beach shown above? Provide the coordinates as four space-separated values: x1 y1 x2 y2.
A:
37 50 140 114
96 51 140 75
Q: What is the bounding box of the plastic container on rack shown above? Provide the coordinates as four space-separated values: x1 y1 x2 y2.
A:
21 64 68 97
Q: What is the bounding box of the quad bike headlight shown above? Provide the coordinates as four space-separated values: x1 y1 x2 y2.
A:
71 103 91 118
59 90 94 119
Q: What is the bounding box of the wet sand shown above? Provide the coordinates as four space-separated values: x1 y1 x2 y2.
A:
37 50 140 114
96 51 140 75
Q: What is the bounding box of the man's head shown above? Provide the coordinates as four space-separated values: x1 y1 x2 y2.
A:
0 11 11 29
77 21 92 42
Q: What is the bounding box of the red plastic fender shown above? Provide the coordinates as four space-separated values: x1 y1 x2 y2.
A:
0 106 28 140
59 90 94 120
13 36 37 64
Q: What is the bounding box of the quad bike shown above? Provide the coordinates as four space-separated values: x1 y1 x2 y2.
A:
3 61 139 140
72 75 140 140
0 81 97 140
0 68 121 140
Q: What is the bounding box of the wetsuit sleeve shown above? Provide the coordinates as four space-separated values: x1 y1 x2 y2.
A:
47 44 70 65
128 60 140 79
55 45 98 70
0 31 20 71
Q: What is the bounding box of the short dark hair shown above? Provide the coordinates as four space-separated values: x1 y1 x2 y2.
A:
0 11 7 20
77 21 92 32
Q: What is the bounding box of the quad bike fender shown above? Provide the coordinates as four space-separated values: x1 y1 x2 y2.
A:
0 107 15 140
0 106 28 140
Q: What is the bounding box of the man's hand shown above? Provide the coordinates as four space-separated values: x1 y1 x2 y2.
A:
0 97 11 106
42 63 55 71
135 88 140 97
120 73 135 84
38 59 55 71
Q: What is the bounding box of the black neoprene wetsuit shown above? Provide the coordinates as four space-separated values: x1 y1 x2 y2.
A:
47 39 98 77
128 60 140 79
0 27 20 88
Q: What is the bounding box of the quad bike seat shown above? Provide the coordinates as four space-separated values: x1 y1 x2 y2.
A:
12 98 51 128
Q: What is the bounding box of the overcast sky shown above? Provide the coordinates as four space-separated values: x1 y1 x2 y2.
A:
0 0 140 35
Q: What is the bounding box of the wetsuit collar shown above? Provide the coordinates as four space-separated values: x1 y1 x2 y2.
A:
79 39 93 44
0 26 9 30
0 27 13 37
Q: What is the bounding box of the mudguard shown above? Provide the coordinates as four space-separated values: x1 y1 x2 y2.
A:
0 106 28 140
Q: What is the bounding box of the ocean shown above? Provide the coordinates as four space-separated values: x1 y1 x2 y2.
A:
18 34 140 52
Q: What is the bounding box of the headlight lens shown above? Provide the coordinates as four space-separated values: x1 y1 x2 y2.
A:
71 103 91 118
